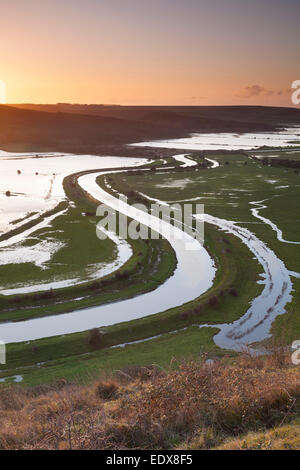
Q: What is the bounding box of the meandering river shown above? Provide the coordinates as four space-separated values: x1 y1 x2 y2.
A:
0 146 297 351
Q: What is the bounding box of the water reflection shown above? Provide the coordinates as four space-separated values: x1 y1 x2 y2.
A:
0 171 215 343
131 128 300 151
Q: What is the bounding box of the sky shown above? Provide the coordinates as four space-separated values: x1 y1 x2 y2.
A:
1 0 299 106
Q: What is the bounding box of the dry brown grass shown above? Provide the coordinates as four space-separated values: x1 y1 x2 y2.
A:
1 352 300 450
215 423 300 450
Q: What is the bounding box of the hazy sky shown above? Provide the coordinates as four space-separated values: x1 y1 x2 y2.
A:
1 0 299 105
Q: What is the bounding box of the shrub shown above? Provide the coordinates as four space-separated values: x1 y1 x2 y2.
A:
87 328 103 349
89 281 100 291
229 287 238 297
209 296 218 307
116 270 129 280
33 289 56 301
1 354 300 449
95 381 119 400
192 305 203 316
180 311 190 321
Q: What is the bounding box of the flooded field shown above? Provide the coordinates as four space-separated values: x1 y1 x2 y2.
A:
0 169 216 343
0 152 144 234
131 127 300 151
0 153 144 294
0 136 300 384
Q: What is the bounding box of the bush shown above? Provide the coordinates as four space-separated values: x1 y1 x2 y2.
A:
89 281 100 291
209 296 218 307
33 289 56 301
87 328 103 349
116 270 129 280
180 311 191 321
1 354 300 449
192 305 204 315
229 287 238 297
95 380 119 400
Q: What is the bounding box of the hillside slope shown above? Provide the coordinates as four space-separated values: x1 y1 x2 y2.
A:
2 104 299 155
1 352 300 450
12 103 300 126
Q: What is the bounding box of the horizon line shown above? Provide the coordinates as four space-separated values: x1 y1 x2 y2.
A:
3 102 300 109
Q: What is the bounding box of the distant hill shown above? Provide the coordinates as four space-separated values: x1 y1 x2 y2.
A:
1 104 300 155
11 103 300 125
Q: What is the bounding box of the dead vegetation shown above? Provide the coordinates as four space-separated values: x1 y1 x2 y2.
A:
1 351 300 450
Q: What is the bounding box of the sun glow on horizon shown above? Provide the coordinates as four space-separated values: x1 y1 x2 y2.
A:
0 81 6 104
1 1 299 107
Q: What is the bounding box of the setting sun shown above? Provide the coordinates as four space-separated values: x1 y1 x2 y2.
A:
0 80 6 104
